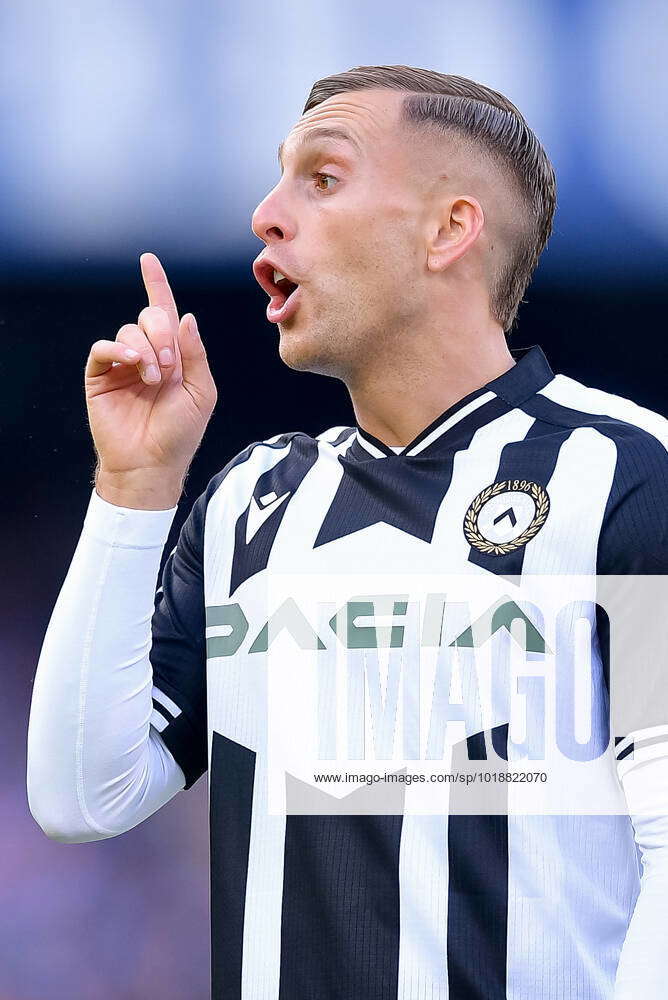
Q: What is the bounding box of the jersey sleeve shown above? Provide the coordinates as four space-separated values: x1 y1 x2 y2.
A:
596 426 668 764
148 487 209 790
595 425 668 997
596 423 668 736
597 428 668 1000
596 424 668 576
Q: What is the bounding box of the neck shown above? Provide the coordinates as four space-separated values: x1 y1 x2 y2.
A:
347 318 514 447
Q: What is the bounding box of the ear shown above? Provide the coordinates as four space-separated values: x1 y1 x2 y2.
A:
426 195 485 273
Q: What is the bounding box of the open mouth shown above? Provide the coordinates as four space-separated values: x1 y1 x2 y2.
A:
253 258 302 323
272 270 299 309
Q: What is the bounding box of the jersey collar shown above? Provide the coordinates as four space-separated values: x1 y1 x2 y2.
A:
353 344 554 460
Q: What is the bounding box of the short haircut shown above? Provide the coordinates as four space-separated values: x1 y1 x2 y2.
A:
304 65 557 334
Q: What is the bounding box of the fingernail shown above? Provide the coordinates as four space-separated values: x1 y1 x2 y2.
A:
124 348 140 360
144 364 160 383
189 315 198 336
159 348 173 366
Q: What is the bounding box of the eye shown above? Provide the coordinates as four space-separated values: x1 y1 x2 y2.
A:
313 172 338 193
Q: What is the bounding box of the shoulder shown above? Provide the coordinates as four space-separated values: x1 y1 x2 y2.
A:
195 424 356 511
529 371 667 446
526 371 667 481
520 370 667 571
537 378 667 572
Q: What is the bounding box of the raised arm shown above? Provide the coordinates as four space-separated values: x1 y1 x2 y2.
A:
26 254 218 842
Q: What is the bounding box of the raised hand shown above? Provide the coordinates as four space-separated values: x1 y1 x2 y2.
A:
84 253 218 509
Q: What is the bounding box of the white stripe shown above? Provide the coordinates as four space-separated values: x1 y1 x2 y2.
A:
614 734 635 759
396 408 535 995
430 406 536 557
240 757 285 1000
150 707 169 732
152 685 182 719
355 429 387 458
316 424 354 443
506 814 632 998
521 427 617 575
337 432 358 458
618 739 668 779
205 438 295 595
405 391 497 456
398 791 450 997
616 723 668 759
617 753 668 821
540 374 668 448
267 438 349 569
507 426 623 999
203 440 320 998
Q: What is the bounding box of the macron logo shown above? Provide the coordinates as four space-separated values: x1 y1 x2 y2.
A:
245 490 291 543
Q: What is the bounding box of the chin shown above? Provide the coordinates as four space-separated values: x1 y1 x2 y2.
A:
277 329 320 372
277 326 342 377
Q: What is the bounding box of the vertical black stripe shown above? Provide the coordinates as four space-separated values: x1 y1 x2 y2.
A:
210 732 256 1000
230 435 320 595
279 814 403 1000
447 724 509 999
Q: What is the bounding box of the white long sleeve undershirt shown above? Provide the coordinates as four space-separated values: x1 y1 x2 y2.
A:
613 753 668 998
27 488 186 843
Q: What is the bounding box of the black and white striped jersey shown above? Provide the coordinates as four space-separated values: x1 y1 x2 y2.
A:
149 345 668 1000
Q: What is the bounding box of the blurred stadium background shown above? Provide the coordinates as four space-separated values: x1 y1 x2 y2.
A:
2 1 666 997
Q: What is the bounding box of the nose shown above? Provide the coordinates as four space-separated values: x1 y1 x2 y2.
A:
251 184 295 244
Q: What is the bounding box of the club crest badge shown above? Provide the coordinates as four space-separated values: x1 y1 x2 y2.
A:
464 479 550 555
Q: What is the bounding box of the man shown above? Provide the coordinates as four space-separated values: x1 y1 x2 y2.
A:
27 65 668 999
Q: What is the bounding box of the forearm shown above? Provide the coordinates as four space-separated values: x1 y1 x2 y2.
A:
614 751 668 997
27 489 186 843
614 857 668 998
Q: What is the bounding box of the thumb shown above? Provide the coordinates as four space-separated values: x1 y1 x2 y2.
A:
178 313 216 407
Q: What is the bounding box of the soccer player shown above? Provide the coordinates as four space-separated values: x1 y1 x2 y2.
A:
27 66 668 999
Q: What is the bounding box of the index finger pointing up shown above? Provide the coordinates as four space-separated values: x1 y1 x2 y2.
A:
140 252 179 332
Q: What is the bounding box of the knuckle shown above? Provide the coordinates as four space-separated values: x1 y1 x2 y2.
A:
138 305 168 328
116 323 140 341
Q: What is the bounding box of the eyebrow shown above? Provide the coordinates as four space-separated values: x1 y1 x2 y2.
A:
277 126 361 168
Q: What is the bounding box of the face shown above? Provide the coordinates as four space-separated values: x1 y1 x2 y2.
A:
251 89 436 381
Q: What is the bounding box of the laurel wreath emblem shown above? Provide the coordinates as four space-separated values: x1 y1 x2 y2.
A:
463 480 550 555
